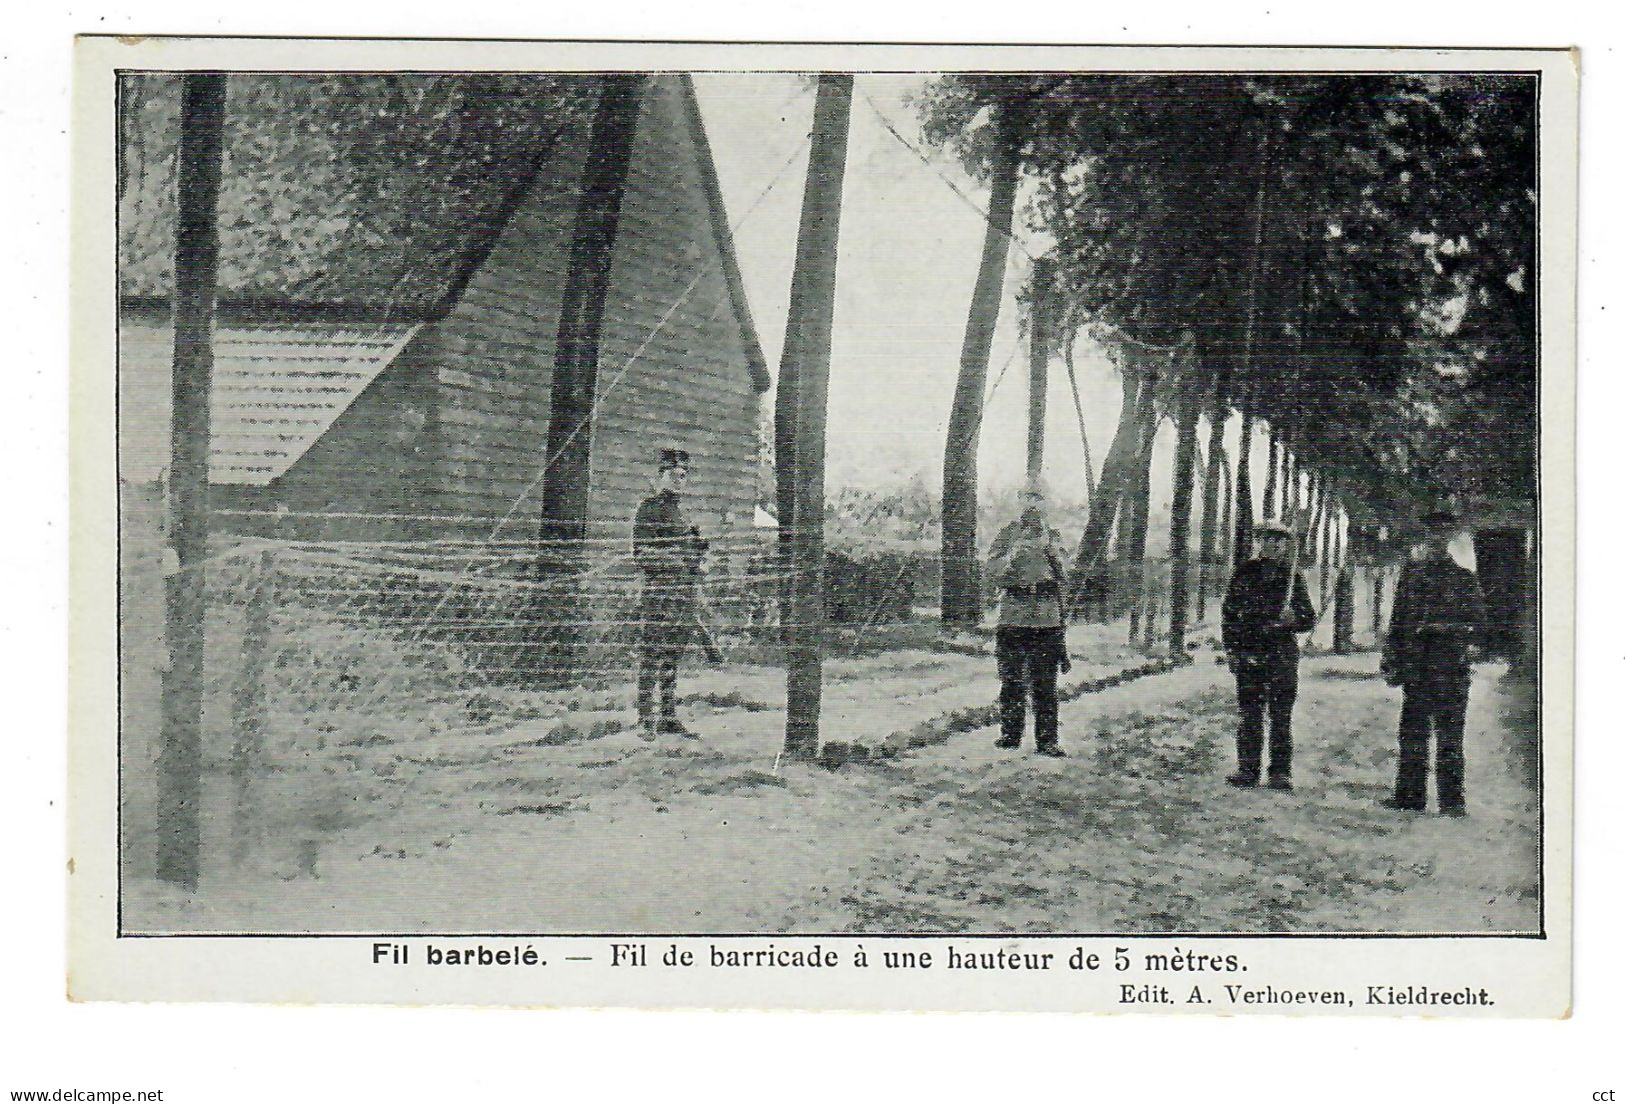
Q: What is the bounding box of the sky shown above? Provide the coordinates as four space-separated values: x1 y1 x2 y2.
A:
687 73 1328 557
691 73 1131 501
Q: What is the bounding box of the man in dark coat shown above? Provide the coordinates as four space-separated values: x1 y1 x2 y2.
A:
1379 510 1488 816
633 447 707 739
987 483 1070 758
1221 520 1318 790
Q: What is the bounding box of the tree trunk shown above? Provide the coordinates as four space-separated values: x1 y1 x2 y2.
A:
1123 411 1157 646
1218 453 1234 576
940 103 1023 628
1371 561 1386 644
1070 367 1152 599
1283 441 1300 526
538 75 645 680
1317 489 1336 618
1473 528 1531 660
1061 329 1096 514
1195 394 1227 621
1233 401 1256 563
1026 258 1053 481
780 75 853 759
1261 429 1280 520
1302 471 1321 564
1332 564 1355 653
1166 378 1203 655
157 73 226 892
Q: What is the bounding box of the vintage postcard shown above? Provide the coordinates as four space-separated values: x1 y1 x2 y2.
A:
69 36 1575 1013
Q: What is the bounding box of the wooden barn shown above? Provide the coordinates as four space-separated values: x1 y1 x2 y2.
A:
116 73 770 551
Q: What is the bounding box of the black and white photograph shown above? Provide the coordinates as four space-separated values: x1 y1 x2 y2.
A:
67 37 1575 1013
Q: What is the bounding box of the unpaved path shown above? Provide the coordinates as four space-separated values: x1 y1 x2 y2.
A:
125 649 1540 935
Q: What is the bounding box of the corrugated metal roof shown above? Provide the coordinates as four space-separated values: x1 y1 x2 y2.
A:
119 320 420 486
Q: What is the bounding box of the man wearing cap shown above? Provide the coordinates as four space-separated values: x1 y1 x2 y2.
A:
987 484 1071 758
1221 520 1318 790
633 447 707 739
1379 510 1488 816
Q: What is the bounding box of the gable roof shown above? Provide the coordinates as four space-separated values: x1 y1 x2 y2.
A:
118 73 769 392
674 77 770 393
117 73 598 319
119 317 421 485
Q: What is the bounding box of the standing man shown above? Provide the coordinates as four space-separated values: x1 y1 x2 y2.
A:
1379 509 1488 816
633 447 707 739
1221 520 1317 791
987 483 1070 758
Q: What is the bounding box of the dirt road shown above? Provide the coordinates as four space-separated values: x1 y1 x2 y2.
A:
124 649 1541 935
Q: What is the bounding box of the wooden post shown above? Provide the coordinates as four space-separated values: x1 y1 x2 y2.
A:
781 74 853 759
230 550 274 864
541 74 645 548
157 73 226 891
1026 258 1053 480
538 75 645 679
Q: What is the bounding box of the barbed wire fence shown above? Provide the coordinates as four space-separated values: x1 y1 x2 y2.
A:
120 80 1409 889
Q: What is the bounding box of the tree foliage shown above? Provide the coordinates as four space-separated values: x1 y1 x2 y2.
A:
916 72 1538 524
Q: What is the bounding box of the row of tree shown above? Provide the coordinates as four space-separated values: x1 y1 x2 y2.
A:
917 74 1537 646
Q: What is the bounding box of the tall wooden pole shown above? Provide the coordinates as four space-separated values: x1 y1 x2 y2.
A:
158 73 227 890
537 75 644 681
541 75 645 551
781 74 853 759
1026 258 1053 481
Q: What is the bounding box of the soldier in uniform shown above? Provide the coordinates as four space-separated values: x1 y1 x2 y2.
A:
1379 509 1488 816
633 447 707 739
987 483 1070 758
1220 520 1318 790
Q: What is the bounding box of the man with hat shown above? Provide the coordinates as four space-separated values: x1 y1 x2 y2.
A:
632 447 707 739
1220 519 1318 790
986 481 1071 757
1379 509 1488 816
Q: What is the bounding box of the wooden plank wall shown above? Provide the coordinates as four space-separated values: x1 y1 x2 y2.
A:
587 78 761 555
427 76 761 558
424 118 588 532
